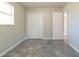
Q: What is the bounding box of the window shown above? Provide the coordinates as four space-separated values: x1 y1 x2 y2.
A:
0 2 14 25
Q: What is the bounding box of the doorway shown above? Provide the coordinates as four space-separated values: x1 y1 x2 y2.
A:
26 13 43 38
52 12 64 40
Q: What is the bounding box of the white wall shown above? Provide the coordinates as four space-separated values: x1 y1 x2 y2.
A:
64 2 79 53
26 8 63 39
0 2 26 55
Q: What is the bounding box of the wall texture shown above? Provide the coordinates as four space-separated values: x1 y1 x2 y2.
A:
0 2 26 55
26 7 63 39
64 2 79 53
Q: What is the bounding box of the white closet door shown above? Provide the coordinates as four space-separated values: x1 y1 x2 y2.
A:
27 13 43 38
52 12 64 40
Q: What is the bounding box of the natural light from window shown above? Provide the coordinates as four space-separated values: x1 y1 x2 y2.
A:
0 2 14 25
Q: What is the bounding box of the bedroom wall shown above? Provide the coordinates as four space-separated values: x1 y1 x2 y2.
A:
64 2 79 53
26 7 63 39
0 2 26 56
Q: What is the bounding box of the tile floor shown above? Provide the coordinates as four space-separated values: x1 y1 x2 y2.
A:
3 39 79 57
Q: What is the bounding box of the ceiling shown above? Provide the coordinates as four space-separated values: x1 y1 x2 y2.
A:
21 2 66 8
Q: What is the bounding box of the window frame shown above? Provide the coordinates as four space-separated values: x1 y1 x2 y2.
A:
0 2 14 25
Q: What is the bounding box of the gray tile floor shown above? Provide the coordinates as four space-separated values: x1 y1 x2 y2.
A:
3 39 79 57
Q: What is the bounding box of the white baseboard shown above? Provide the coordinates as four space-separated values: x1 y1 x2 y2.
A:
26 38 43 39
21 38 53 40
44 38 52 40
0 38 26 57
68 43 79 54
22 38 52 40
23 38 53 40
65 41 79 56
25 38 63 40
53 39 64 40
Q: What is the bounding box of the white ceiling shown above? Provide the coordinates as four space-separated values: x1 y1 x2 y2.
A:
21 2 66 8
